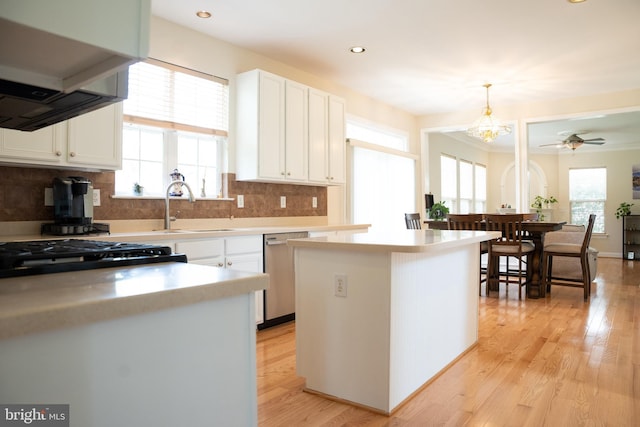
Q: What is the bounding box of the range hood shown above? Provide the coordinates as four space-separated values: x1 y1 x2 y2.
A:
0 0 150 131
0 70 128 132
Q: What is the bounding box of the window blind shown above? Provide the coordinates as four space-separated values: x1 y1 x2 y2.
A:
123 59 229 136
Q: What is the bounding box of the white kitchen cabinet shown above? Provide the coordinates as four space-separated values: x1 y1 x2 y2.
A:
175 236 264 325
0 103 123 171
284 80 308 181
236 69 351 185
327 96 346 184
308 90 346 185
0 122 66 164
175 238 225 267
66 103 123 169
236 69 308 183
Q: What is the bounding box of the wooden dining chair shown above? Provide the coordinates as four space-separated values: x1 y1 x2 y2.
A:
404 213 422 230
447 214 488 294
484 214 535 299
541 214 596 300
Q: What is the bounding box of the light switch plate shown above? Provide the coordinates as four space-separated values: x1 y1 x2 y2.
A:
312 196 318 208
237 195 244 208
334 274 348 297
93 189 101 206
280 196 286 208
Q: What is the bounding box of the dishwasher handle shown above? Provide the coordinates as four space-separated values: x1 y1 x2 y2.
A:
265 240 288 246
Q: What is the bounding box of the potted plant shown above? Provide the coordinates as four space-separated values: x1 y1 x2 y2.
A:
133 182 144 196
531 195 558 221
428 201 449 221
615 202 634 219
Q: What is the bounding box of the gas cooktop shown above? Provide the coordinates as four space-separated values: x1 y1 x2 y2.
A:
0 239 187 278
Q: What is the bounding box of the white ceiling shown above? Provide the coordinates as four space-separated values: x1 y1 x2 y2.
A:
151 0 640 151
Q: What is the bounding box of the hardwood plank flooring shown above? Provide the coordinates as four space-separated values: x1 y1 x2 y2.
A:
257 258 640 426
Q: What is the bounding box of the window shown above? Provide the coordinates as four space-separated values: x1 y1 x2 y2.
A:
440 155 457 213
347 120 415 230
115 59 229 197
439 155 486 214
475 164 487 213
569 168 606 232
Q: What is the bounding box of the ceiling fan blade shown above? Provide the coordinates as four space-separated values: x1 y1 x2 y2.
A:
583 141 605 145
539 143 564 148
582 138 605 142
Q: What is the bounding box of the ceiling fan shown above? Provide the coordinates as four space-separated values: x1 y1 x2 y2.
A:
540 132 606 151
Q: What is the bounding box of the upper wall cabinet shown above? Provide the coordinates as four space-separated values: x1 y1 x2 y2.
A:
235 69 345 186
308 90 346 185
0 103 123 171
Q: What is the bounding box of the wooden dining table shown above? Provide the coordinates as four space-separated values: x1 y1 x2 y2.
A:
426 219 565 298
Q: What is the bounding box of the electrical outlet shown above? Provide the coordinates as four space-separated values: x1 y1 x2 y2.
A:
44 188 54 206
237 195 244 208
334 274 348 297
312 196 318 208
280 196 286 208
93 189 101 206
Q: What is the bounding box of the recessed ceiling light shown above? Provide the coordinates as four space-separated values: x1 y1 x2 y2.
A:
196 10 212 18
350 46 366 54
568 0 586 3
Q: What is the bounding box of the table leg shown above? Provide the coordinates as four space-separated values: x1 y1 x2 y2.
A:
527 232 545 298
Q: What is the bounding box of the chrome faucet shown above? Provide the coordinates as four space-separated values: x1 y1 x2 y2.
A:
165 180 196 229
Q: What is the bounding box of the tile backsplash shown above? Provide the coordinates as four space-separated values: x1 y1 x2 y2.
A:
0 166 327 222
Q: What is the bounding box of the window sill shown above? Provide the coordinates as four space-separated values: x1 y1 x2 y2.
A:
112 195 234 201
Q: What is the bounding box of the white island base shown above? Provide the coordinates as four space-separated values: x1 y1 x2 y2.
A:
0 263 268 427
291 230 497 414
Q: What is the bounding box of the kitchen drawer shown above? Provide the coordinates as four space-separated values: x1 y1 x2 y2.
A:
175 239 225 261
225 235 262 255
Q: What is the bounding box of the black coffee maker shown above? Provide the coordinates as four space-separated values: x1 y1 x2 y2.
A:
53 176 94 225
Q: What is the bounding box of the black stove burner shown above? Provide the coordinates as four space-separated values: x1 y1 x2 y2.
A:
0 239 187 278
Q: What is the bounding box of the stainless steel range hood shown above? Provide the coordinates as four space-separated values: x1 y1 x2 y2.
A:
0 0 150 131
0 69 128 132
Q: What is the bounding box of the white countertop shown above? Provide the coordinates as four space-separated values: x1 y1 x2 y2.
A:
287 229 501 253
0 262 268 340
0 223 370 243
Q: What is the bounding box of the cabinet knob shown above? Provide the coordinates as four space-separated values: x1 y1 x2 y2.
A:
56 151 62 157
217 262 224 267
287 172 291 176
281 172 285 176
69 152 76 157
227 261 233 266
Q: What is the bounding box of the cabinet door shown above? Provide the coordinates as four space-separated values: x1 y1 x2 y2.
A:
67 103 122 169
226 251 264 326
175 238 225 267
225 235 263 255
308 88 329 183
328 96 346 184
0 124 65 164
258 72 286 180
284 80 308 181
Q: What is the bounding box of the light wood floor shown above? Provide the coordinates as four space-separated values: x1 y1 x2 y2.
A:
256 257 640 426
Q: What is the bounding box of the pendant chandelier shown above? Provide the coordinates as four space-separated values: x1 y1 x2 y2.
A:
466 83 511 143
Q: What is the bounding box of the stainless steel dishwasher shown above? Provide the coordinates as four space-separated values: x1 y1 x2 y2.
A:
260 231 309 329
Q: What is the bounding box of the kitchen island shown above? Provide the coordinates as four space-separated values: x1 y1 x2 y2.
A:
288 228 500 414
0 262 268 427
